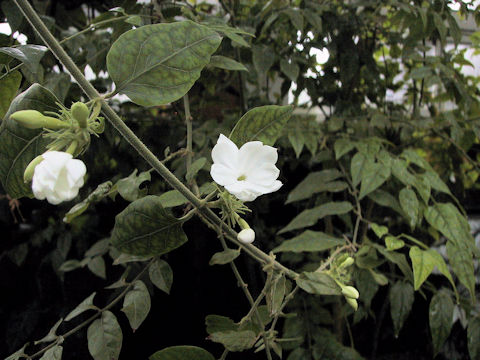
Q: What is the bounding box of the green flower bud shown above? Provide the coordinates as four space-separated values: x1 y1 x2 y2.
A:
10 110 69 130
71 102 89 128
24 155 44 183
346 297 358 311
341 286 360 299
339 256 355 268
238 217 250 230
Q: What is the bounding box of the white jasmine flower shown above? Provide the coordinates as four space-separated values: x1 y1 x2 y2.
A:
210 134 282 201
237 228 255 244
32 151 87 205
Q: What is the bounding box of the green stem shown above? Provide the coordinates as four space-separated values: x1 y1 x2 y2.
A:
13 0 297 281
184 94 200 195
0 63 23 80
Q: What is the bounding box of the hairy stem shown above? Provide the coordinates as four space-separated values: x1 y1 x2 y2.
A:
13 0 297 280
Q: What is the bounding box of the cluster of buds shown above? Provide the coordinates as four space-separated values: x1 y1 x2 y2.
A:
335 256 360 311
11 101 103 205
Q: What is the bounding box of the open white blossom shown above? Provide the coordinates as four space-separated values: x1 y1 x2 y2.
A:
237 228 255 244
210 134 282 201
32 151 87 205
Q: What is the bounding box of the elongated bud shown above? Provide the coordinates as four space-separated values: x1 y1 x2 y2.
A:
71 102 89 128
11 110 68 130
238 228 255 244
24 155 44 183
339 257 354 268
238 218 250 230
346 297 358 311
342 286 360 299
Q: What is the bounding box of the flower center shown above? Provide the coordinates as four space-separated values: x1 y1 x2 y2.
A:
237 174 246 181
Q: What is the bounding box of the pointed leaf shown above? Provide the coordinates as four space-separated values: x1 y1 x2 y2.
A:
39 346 63 360
107 21 222 106
409 246 454 291
87 311 123 360
399 187 419 228
111 195 188 256
0 84 59 198
150 346 215 360
280 59 299 82
429 289 454 356
65 292 98 321
296 272 341 295
149 258 173 294
273 230 344 253
389 281 414 337
116 169 151 202
229 105 293 146
209 55 248 71
334 138 355 160
186 157 206 182
286 169 342 203
359 161 390 199
35 318 63 344
157 190 189 208
209 330 256 351
0 45 47 73
468 316 480 360
446 241 475 300
209 248 241 265
122 280 151 331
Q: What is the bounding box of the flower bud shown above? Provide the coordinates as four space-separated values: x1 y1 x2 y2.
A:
339 256 355 268
346 297 358 311
71 102 89 128
341 286 360 299
237 228 255 244
24 155 44 183
10 110 68 130
238 217 250 230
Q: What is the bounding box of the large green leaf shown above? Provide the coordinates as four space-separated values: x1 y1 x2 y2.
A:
229 105 293 146
121 280 151 331
0 84 59 198
389 281 414 337
0 45 47 73
296 272 341 296
425 203 473 247
209 330 257 351
446 241 475 300
87 311 123 360
107 21 222 106
359 161 390 199
278 201 353 234
285 169 343 203
351 152 372 187
429 289 454 356
468 316 480 360
150 346 215 360
0 70 21 119
111 196 188 256
399 187 419 228
273 230 344 253
409 246 454 291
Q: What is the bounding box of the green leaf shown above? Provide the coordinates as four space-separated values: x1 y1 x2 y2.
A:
422 171 451 195
150 346 215 360
351 152 373 187
374 245 413 281
87 256 106 279
391 158 416 186
304 10 322 31
87 311 123 360
0 84 59 198
280 59 300 82
0 45 47 73
209 248 240 265
157 190 189 208
433 13 447 45
278 201 353 234
116 169 151 202
186 157 206 182
267 275 286 315
286 169 343 203
385 236 405 251
273 231 344 253
409 246 454 291
230 105 293 146
468 316 480 360
39 346 63 360
283 8 304 29
371 223 388 238
209 55 248 71
446 12 462 46
0 70 22 119
399 187 419 228
389 281 414 337
252 44 275 75
209 330 257 351
296 272 341 296
205 315 237 334
149 258 173 294
446 241 475 301
334 138 355 160
368 189 404 216
65 292 98 321
111 196 188 256
429 289 454 356
122 280 151 331
359 161 390 199
107 21 222 106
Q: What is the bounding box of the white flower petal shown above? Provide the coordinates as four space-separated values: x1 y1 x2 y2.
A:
225 182 260 202
245 163 280 186
65 159 87 187
41 151 73 176
211 134 239 168
210 163 237 186
238 141 278 174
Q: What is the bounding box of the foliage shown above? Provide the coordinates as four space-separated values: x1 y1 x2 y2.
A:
1 0 480 360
